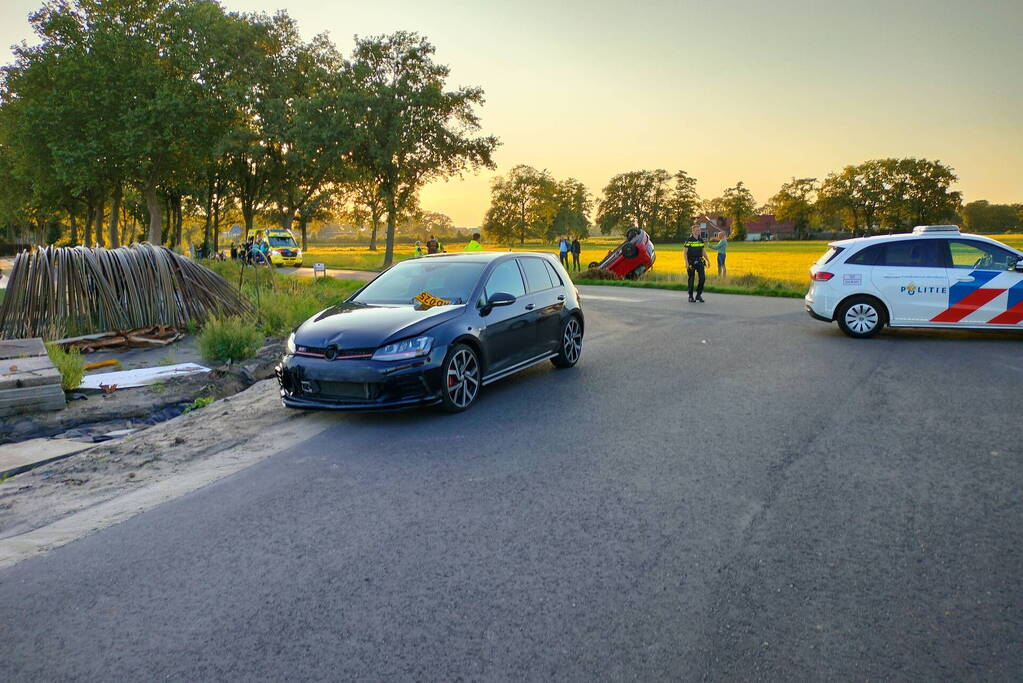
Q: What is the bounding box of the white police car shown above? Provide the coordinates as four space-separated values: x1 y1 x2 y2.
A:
806 225 1023 338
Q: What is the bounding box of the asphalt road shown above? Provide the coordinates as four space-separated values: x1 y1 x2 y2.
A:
2 286 1022 680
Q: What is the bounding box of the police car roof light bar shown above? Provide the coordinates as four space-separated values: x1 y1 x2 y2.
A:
912 225 960 234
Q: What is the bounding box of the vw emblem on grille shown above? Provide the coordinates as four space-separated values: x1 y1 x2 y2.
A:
324 344 340 360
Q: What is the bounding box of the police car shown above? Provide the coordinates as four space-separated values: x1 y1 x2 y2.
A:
805 225 1023 338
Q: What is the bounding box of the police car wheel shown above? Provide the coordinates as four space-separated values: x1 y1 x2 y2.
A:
552 316 583 368
439 343 481 412
836 296 886 338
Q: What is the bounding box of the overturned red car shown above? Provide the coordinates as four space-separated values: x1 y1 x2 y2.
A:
589 228 656 279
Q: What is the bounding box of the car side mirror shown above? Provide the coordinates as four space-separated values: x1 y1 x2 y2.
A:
488 292 516 307
1014 261 1023 273
480 291 515 315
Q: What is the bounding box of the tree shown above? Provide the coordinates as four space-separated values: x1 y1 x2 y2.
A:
722 181 756 241
768 178 817 239
483 165 555 245
960 200 1022 233
665 171 700 241
345 32 499 266
596 169 700 241
596 169 672 237
549 178 592 240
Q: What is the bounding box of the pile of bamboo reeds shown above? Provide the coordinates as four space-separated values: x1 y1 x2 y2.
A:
0 244 253 340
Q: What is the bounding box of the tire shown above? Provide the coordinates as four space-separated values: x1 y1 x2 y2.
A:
439 343 481 412
626 228 640 240
836 296 886 338
588 261 599 269
622 243 639 259
551 316 583 368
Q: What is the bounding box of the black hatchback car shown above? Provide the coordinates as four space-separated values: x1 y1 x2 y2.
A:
277 252 584 412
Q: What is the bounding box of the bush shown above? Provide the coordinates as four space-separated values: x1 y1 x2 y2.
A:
45 342 85 391
198 316 264 362
579 267 622 280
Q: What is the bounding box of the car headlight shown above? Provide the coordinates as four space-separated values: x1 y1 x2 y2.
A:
371 336 433 361
286 333 296 354
271 249 281 256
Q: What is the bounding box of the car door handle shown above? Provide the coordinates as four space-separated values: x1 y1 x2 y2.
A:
524 303 535 310
557 295 565 301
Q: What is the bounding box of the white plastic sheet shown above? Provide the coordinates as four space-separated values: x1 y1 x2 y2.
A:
79 363 210 390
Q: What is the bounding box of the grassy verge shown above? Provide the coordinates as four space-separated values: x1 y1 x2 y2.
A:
195 260 365 361
570 271 806 298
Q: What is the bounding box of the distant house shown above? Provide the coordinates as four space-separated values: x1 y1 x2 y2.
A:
692 214 795 240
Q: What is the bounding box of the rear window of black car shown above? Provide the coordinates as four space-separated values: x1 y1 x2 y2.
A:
352 260 486 305
520 257 554 292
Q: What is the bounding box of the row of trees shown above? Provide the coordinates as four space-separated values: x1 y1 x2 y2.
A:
481 157 993 244
0 1 498 265
769 158 964 239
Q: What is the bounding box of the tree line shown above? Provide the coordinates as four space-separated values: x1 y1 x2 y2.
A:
482 157 1009 244
0 0 498 266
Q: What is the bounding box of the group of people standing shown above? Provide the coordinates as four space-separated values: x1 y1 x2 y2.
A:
682 226 728 303
229 237 268 264
558 236 582 271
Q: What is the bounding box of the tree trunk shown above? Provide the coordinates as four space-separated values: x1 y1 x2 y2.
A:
212 197 221 254
203 175 214 254
84 200 94 247
145 184 161 244
108 183 122 249
282 212 293 230
69 212 78 245
369 214 379 251
172 196 183 248
94 198 105 248
300 217 308 251
383 198 397 267
242 202 254 230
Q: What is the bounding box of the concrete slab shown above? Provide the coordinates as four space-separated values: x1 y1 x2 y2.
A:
0 437 95 478
0 356 61 390
0 338 47 360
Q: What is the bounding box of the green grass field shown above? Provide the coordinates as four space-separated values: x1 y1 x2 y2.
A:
304 234 1023 295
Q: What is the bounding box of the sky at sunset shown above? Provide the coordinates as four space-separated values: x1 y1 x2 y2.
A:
2 0 1020 227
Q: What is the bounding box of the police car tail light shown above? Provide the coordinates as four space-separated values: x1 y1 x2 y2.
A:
811 272 835 281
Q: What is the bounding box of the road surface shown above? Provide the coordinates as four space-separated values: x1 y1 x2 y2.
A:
2 286 1021 680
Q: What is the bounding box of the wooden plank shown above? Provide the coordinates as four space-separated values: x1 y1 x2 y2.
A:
0 367 61 391
0 383 65 407
0 338 47 360
0 351 62 390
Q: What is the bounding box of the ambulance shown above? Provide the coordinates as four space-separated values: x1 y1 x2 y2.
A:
806 225 1023 337
247 228 303 267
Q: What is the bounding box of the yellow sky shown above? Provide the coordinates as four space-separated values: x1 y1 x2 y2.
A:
3 0 1021 226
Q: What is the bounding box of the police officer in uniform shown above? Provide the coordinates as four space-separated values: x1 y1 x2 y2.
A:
683 224 707 303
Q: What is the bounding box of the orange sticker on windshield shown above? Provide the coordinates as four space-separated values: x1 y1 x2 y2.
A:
415 291 452 309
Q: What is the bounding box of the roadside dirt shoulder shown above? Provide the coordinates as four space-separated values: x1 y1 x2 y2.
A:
0 379 337 568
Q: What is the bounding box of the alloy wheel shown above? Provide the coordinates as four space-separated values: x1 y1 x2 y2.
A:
446 348 480 409
845 303 879 334
563 318 582 364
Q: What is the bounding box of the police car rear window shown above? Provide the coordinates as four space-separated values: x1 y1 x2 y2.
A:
852 240 943 267
816 247 844 266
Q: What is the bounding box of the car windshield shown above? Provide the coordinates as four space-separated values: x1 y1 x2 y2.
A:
268 235 297 248
351 260 486 306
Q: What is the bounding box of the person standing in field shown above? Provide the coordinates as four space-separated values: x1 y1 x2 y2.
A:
464 233 483 251
414 240 424 257
426 235 439 254
571 235 581 271
683 224 707 303
708 230 728 276
558 235 570 268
